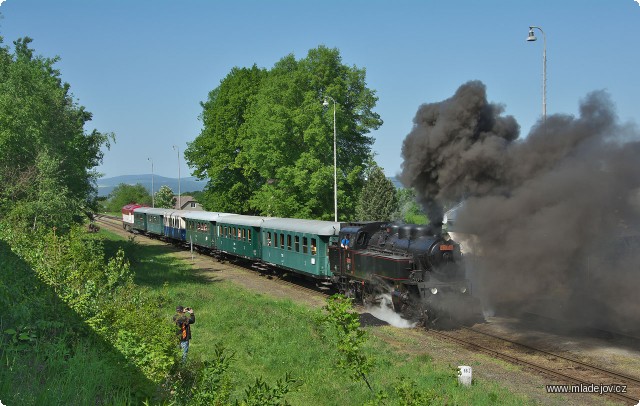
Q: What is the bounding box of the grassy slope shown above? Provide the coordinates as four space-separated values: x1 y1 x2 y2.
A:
0 240 145 405
101 229 534 405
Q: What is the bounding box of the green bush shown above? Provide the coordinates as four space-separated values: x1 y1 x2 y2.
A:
0 223 176 402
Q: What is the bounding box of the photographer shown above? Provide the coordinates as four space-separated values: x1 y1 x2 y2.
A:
173 305 196 363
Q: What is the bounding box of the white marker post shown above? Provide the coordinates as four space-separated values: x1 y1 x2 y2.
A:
458 365 472 387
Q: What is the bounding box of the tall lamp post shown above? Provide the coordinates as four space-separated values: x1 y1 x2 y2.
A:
527 26 547 123
148 157 155 208
322 96 338 222
172 145 181 210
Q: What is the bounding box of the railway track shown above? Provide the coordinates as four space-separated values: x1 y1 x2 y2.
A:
427 326 640 404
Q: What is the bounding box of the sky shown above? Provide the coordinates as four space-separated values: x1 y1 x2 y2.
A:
0 0 638 180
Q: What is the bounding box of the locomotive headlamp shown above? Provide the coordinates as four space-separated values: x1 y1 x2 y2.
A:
460 287 467 294
442 233 451 242
430 287 438 295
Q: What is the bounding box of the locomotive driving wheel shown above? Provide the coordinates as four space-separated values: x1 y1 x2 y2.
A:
422 308 440 328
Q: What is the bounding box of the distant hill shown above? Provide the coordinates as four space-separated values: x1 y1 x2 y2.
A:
98 175 402 197
97 174 207 197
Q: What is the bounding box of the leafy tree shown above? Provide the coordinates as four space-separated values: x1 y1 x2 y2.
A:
186 46 382 220
105 183 151 212
394 188 428 224
185 65 267 213
155 185 176 209
355 165 398 221
0 37 111 230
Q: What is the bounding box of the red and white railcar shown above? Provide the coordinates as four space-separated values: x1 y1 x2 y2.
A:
122 204 143 231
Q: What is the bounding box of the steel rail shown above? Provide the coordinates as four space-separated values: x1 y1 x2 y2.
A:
429 329 638 405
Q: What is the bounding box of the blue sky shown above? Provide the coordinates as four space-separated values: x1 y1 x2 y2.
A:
1 0 638 179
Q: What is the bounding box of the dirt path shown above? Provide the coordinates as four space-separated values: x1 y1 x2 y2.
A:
116 225 627 406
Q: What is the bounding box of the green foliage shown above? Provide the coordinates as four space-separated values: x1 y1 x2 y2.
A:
168 344 235 405
155 185 176 209
320 294 374 391
356 164 399 221
394 188 428 224
185 65 266 214
106 182 152 212
0 227 146 404
0 37 112 231
186 46 382 219
0 223 175 389
393 377 439 405
238 373 298 406
166 343 297 406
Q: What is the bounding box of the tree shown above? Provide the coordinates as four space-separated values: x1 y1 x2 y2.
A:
395 188 428 224
184 65 267 213
105 183 151 212
0 37 111 230
185 46 382 220
155 185 176 209
355 165 398 221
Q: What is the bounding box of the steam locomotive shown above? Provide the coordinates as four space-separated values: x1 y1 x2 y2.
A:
330 222 480 326
122 205 480 327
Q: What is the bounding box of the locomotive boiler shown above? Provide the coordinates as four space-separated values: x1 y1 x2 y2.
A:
328 222 481 326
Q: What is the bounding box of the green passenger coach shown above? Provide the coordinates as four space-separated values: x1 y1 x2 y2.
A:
133 207 150 232
260 218 341 278
215 215 267 260
145 208 172 236
183 211 231 249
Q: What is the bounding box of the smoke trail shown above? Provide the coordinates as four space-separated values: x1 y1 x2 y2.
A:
400 81 640 332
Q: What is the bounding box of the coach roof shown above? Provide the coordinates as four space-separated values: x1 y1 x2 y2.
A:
135 207 174 216
262 218 341 236
216 214 277 227
182 211 234 222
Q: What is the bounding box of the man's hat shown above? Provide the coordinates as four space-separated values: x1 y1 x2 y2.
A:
176 305 184 312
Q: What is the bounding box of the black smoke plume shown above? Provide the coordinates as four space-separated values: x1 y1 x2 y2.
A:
400 80 640 332
399 81 520 229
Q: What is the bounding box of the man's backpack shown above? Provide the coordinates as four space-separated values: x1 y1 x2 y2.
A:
176 318 188 340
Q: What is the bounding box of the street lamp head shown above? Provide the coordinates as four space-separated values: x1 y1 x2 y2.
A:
322 99 329 107
527 28 537 42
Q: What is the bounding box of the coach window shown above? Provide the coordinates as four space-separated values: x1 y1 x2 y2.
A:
247 229 252 242
224 226 228 238
238 228 242 239
287 235 292 250
266 231 272 246
303 237 308 254
280 233 284 249
295 236 300 252
311 238 317 255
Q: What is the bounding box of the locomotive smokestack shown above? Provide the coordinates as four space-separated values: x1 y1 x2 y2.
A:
400 81 640 333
